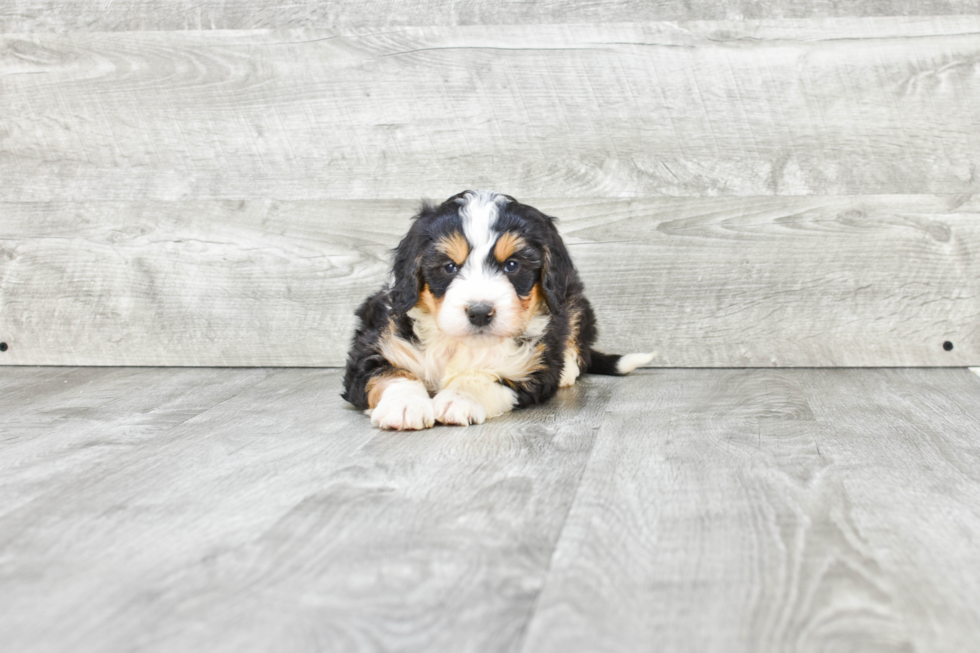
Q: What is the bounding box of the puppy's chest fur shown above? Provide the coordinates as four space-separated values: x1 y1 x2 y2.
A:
380 306 551 395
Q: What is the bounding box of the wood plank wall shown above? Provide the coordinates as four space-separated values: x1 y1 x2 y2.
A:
1 2 978 366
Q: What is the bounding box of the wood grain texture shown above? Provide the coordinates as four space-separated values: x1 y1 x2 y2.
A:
0 367 614 653
2 17 979 201
2 195 977 367
4 0 980 32
0 366 271 517
3 367 979 652
520 368 980 653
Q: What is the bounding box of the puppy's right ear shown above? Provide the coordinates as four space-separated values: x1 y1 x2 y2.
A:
389 203 434 313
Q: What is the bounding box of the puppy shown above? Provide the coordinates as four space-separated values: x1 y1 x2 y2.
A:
342 190 653 430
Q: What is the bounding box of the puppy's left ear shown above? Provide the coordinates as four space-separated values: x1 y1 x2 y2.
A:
540 217 578 316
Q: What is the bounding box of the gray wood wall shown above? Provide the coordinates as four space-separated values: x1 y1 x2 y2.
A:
1 3 978 366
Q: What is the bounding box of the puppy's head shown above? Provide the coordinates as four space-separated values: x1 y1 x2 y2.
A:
390 190 578 343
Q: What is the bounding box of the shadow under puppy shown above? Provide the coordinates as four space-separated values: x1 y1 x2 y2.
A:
342 190 653 430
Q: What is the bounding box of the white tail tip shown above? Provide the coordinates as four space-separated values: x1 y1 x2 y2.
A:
617 352 655 374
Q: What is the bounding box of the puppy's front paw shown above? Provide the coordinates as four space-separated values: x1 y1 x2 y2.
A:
370 388 435 431
433 389 487 426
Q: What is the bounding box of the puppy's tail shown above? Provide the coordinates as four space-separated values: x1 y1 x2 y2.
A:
586 350 655 376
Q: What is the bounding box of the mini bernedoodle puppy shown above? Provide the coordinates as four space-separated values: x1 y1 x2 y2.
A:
342 190 653 430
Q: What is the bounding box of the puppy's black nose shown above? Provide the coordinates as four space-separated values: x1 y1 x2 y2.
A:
466 303 495 327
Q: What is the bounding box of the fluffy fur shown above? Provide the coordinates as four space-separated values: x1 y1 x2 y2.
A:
342 190 654 430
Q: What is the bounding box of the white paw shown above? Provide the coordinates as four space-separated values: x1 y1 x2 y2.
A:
370 388 435 431
433 389 487 426
559 350 581 388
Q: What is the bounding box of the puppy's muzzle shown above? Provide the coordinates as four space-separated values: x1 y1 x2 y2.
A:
466 303 495 327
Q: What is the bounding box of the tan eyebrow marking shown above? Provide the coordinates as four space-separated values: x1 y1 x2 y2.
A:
435 232 470 265
494 232 526 263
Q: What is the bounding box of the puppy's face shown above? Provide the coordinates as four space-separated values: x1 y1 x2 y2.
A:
393 191 569 344
419 192 543 341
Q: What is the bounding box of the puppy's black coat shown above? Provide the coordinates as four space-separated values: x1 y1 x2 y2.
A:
342 191 648 429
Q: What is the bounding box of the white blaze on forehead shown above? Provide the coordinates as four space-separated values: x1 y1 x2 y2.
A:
457 190 509 257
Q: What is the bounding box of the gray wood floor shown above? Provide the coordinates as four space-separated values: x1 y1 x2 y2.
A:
3 366 980 652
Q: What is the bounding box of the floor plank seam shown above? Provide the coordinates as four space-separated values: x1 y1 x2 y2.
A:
153 369 279 431
119 369 278 442
511 415 608 653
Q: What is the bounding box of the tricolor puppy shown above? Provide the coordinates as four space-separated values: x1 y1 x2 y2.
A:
342 190 653 430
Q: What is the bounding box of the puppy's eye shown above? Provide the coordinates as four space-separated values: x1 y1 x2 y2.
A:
504 259 519 273
444 262 459 274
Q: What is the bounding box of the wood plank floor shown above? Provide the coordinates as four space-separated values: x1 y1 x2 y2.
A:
2 367 979 652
